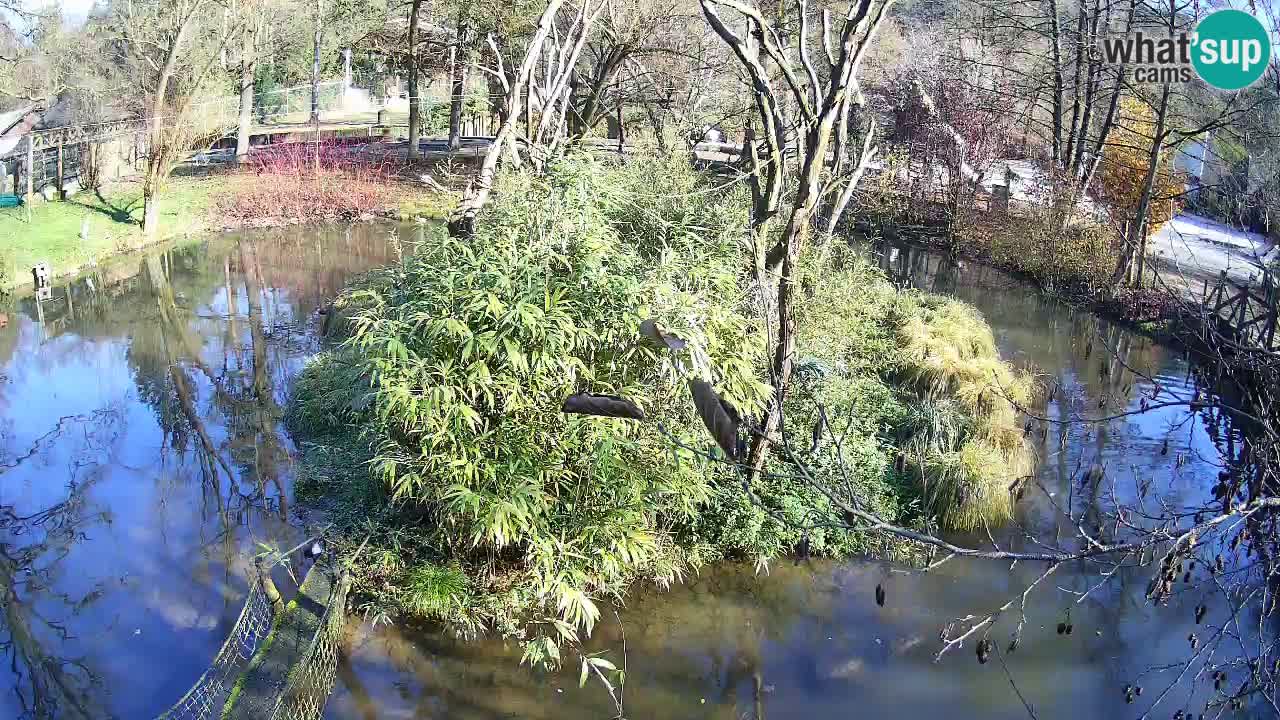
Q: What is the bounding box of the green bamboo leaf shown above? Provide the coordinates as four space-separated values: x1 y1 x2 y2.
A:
587 657 616 672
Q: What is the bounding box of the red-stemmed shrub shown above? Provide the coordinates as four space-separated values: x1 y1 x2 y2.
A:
220 140 405 224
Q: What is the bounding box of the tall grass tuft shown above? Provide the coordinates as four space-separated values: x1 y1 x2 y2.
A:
894 295 1037 530
794 252 1036 532
404 564 471 619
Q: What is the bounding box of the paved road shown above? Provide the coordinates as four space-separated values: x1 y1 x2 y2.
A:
1148 213 1273 297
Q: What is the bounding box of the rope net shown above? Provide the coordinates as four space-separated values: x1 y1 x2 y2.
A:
154 569 351 720
156 580 276 720
267 573 351 720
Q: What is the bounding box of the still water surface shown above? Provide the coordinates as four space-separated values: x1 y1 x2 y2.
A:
0 224 411 719
0 227 1256 719
325 240 1251 720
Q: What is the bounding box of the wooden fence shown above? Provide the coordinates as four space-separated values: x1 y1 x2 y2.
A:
1201 269 1280 352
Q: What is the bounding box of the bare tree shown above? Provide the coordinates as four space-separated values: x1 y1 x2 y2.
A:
406 0 425 160
448 0 606 236
311 0 325 124
234 0 288 163
446 4 471 151
695 0 891 475
105 0 230 237
562 0 688 139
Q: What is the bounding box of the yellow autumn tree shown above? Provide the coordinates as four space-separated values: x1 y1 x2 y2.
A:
1096 97 1184 280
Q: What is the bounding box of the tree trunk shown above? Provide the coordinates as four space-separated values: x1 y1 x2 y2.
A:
142 178 161 240
1047 0 1065 168
310 0 323 124
569 51 625 139
235 25 256 163
1068 0 1105 179
141 2 200 241
1064 4 1087 170
450 0 566 236
142 118 166 239
749 124 841 476
1113 82 1171 289
644 101 667 154
448 23 469 152
406 0 423 161
1078 0 1135 194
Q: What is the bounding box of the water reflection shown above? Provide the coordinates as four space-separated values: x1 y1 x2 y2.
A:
0 224 411 719
865 240 1249 537
327 238 1263 720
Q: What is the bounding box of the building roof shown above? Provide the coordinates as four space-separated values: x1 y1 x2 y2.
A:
0 104 42 158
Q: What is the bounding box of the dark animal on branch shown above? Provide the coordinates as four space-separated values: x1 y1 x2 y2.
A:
639 319 687 351
688 379 741 459
976 638 992 664
561 393 645 420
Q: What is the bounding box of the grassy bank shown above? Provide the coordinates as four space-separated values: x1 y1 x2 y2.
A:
287 154 1035 662
0 166 456 291
0 177 227 289
855 208 1180 335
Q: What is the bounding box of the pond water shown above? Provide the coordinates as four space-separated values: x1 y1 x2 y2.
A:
0 223 415 719
324 240 1256 720
0 227 1257 719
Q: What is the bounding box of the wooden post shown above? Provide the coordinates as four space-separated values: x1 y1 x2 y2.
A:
617 104 624 155
25 137 34 200
255 558 285 612
56 141 64 200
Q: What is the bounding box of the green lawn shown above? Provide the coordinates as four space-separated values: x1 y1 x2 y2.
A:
0 176 229 289
0 168 454 290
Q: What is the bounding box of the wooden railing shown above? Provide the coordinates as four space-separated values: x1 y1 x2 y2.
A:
1201 269 1280 353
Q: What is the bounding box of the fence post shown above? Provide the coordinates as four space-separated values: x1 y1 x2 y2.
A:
56 141 64 200
25 135 34 221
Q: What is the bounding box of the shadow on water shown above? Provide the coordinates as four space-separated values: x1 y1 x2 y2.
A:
325 238 1268 720
0 222 416 719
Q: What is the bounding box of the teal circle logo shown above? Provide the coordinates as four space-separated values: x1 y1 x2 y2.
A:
1192 9 1271 90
